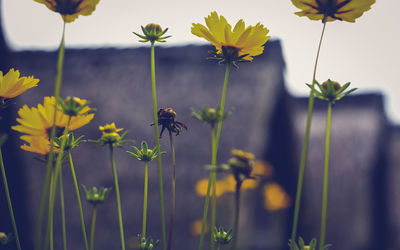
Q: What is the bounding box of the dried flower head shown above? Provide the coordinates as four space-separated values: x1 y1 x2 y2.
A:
153 108 187 138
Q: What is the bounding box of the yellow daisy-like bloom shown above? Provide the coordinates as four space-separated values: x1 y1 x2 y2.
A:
0 69 39 100
191 11 270 61
12 96 94 138
99 123 123 134
291 0 375 22
20 135 58 155
34 0 100 23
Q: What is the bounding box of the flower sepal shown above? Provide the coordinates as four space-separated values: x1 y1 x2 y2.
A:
208 46 250 68
82 186 111 206
127 141 164 162
192 106 232 128
289 237 331 250
51 133 85 152
0 232 14 245
93 123 129 147
213 226 233 245
57 96 95 117
138 234 159 250
133 23 171 44
307 79 357 103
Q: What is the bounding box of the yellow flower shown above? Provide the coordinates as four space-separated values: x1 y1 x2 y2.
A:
99 123 123 134
0 69 39 100
12 96 94 138
291 0 375 22
191 11 270 62
34 0 100 23
20 135 57 155
263 182 291 211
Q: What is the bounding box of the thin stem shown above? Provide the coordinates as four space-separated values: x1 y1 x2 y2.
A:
0 147 22 250
319 102 332 250
59 168 67 250
142 162 149 238
198 128 216 250
40 21 66 250
109 144 126 250
48 117 71 250
231 183 241 250
150 42 167 250
290 21 327 245
90 206 97 250
167 132 176 250
35 158 52 250
199 64 231 250
210 130 217 250
68 151 89 250
217 244 221 250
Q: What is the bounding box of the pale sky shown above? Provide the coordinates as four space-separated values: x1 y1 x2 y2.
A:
2 0 400 123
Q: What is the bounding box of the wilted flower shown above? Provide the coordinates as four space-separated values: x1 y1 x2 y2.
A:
227 149 255 186
153 108 187 138
0 69 38 102
291 0 375 22
191 11 270 64
133 23 171 44
34 0 101 23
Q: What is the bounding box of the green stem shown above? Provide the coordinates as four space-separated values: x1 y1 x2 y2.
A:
40 20 66 250
319 102 332 250
68 151 89 250
199 64 231 250
217 244 221 250
150 42 167 250
231 183 241 250
167 132 176 250
108 144 126 250
35 158 52 250
48 117 71 250
290 21 327 245
0 147 22 250
142 162 149 238
59 168 67 250
90 206 97 250
210 130 217 250
198 128 216 250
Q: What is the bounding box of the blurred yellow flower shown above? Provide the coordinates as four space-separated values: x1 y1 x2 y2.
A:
0 69 38 100
190 219 209 236
12 96 94 138
99 123 123 134
291 0 375 22
20 135 57 155
263 182 291 211
191 11 270 61
34 0 100 23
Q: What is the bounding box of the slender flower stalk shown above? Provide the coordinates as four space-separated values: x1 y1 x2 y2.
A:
108 144 126 250
68 151 89 250
319 102 332 250
167 132 176 250
199 64 231 250
48 117 71 250
150 42 167 250
290 21 327 245
38 21 66 250
231 183 241 250
89 206 97 250
0 147 22 250
142 162 149 238
59 169 67 250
